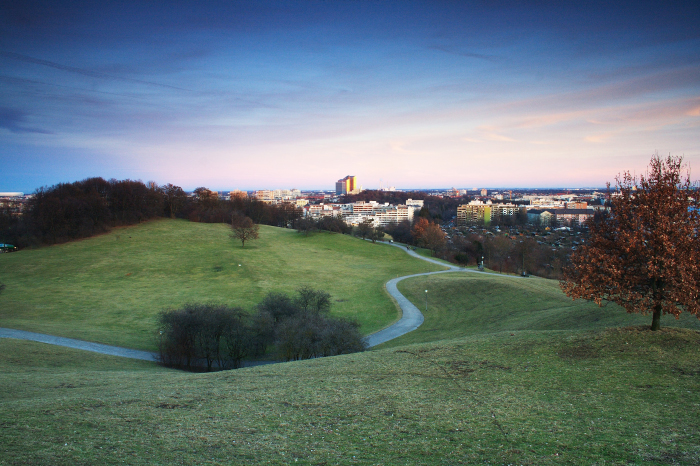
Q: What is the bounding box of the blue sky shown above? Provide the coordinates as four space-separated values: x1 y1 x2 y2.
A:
1 1 699 191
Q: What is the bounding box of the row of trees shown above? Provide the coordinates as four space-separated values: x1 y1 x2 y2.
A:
0 178 307 249
157 287 366 371
448 233 569 279
1 178 167 247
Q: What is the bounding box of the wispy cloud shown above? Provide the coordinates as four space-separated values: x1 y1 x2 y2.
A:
0 107 52 134
428 45 496 61
0 52 191 92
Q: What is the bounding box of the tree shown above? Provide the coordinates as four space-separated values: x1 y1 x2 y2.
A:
355 218 374 240
421 223 446 256
294 286 331 314
0 283 5 294
294 217 318 236
162 183 187 218
157 304 251 371
412 217 430 243
561 155 700 330
412 218 446 256
369 225 385 243
230 214 259 248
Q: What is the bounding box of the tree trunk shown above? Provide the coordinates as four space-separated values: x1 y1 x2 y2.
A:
651 304 661 331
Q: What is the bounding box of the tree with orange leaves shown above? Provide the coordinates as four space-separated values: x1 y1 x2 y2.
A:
561 155 700 330
412 217 446 256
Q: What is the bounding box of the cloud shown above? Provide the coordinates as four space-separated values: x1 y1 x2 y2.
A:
0 107 51 134
0 51 191 92
428 45 496 61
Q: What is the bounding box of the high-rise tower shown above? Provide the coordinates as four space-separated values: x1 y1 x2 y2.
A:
335 175 358 195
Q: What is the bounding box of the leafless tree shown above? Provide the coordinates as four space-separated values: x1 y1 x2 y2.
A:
230 214 259 248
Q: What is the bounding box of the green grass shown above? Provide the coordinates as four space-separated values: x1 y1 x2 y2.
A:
3 222 700 464
2 328 700 465
390 272 700 347
0 219 444 350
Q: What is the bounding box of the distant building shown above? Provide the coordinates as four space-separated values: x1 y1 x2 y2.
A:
554 209 595 226
335 176 361 195
480 188 488 197
527 209 556 226
457 201 492 225
405 199 424 210
253 190 273 201
457 200 525 226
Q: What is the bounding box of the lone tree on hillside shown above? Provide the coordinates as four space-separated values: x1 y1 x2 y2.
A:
0 283 5 294
561 155 700 330
230 214 259 248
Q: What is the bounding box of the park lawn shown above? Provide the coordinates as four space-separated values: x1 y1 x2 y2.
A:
390 272 700 347
0 219 444 350
1 327 699 465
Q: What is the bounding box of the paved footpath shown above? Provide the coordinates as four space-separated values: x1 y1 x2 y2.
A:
0 327 158 361
1 241 523 359
364 243 465 347
365 242 529 346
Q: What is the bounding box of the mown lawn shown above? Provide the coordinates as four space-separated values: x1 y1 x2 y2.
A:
2 327 699 465
0 219 444 350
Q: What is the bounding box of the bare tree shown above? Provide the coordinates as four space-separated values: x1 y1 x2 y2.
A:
231 214 259 248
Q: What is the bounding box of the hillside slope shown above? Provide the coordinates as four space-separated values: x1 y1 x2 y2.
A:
0 219 443 349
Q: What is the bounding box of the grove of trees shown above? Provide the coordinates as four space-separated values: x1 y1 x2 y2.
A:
0 177 303 249
561 155 700 330
157 287 367 371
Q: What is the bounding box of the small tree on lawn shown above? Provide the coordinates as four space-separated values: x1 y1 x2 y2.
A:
561 155 700 330
231 214 259 248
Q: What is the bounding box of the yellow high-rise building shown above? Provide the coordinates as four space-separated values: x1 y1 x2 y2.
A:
335 175 359 195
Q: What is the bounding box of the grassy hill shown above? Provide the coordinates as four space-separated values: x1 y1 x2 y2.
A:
390 272 700 347
2 326 699 465
0 219 444 349
2 223 700 464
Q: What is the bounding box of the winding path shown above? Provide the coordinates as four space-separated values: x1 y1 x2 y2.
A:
364 244 465 346
0 241 516 359
0 327 158 361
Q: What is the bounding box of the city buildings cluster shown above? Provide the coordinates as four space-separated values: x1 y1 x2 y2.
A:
456 192 607 227
3 175 609 230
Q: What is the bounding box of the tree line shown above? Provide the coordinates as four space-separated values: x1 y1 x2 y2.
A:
157 287 366 371
0 178 303 248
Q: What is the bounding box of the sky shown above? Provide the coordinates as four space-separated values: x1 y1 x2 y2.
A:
1 0 699 192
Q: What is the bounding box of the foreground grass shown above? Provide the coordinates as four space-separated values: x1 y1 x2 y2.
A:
2 327 700 465
391 272 700 347
0 219 443 350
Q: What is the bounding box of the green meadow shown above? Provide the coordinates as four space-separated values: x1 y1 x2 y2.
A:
391 272 700 347
0 219 443 350
2 220 700 465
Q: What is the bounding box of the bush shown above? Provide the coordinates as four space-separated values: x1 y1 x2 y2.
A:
158 304 250 371
158 287 366 371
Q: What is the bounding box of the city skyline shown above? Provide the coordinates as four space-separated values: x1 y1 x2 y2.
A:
1 1 699 192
